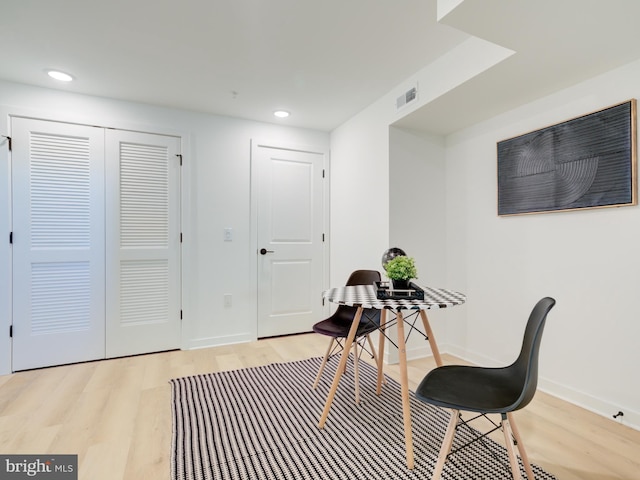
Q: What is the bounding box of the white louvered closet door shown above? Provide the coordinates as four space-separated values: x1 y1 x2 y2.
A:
105 130 181 358
12 118 106 371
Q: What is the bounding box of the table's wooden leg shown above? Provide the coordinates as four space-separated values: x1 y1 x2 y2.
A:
368 334 386 386
318 306 362 428
376 309 387 395
395 310 415 469
419 310 443 367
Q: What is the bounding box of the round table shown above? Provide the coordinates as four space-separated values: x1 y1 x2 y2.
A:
318 283 466 469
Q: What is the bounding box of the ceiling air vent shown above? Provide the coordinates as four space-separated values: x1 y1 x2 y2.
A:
396 85 418 110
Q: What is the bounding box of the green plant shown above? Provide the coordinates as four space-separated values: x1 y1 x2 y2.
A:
384 255 417 281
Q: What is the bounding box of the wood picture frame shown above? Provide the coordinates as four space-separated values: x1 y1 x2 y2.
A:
497 99 637 216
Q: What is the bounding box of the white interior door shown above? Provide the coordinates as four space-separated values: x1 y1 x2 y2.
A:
105 130 181 357
11 117 106 371
254 143 326 337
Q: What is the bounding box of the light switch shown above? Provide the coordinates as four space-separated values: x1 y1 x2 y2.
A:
224 227 233 241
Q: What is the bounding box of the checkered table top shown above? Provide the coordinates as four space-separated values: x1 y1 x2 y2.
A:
323 284 466 311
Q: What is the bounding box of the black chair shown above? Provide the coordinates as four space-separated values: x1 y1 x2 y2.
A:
415 297 556 480
312 269 382 404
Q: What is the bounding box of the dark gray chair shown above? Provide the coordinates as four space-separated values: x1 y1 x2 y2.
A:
312 269 382 404
415 297 556 480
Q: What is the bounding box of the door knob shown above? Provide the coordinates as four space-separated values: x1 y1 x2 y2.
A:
259 248 274 255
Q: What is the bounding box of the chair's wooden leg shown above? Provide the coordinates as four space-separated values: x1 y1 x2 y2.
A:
502 413 523 480
352 339 361 404
335 339 347 374
432 409 459 480
312 338 335 389
376 310 387 395
318 307 362 428
366 334 377 360
507 412 535 480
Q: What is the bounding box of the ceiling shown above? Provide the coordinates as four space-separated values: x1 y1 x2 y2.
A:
1 0 640 134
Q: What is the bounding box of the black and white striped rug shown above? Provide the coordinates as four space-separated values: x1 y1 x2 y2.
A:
170 357 557 480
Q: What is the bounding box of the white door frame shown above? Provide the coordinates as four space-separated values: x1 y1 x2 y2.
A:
249 139 330 339
0 115 12 375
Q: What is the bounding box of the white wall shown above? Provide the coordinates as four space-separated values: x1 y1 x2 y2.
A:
329 99 391 285
388 126 453 361
444 59 640 430
389 127 447 285
0 80 329 374
328 64 478 365
330 55 640 430
328 31 504 340
327 31 506 287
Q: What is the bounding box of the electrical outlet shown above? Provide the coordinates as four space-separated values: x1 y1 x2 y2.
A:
224 294 232 307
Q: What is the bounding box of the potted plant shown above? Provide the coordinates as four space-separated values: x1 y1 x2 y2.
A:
384 255 417 290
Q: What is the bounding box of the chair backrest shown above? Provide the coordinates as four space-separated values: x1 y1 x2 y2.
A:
508 297 556 411
334 270 381 324
345 269 381 287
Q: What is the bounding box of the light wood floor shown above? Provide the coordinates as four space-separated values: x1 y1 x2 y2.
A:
0 333 638 479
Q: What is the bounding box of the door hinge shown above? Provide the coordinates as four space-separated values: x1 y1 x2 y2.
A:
176 154 183 166
180 310 183 320
322 298 325 306
322 169 325 178
1 135 11 151
9 232 12 244
9 325 12 338
180 233 183 243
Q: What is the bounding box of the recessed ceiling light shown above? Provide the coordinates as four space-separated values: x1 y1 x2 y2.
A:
47 70 74 82
273 110 290 118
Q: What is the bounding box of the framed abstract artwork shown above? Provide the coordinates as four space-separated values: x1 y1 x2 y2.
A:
497 100 637 215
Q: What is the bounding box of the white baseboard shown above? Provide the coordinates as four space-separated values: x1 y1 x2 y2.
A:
183 333 254 350
445 344 502 367
389 343 640 432
383 342 436 365
538 377 640 432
